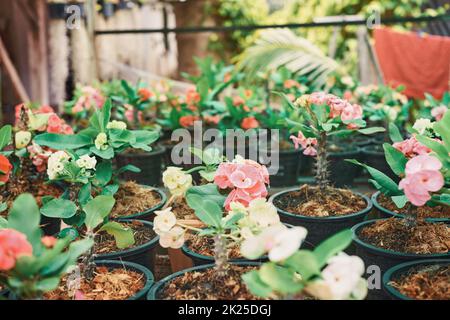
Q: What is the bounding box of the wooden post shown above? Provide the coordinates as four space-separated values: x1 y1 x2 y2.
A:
85 0 98 81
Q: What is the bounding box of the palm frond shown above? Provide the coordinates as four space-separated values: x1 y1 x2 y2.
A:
235 28 338 88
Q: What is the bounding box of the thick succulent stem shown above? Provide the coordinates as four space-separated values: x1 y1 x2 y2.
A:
80 232 96 280
315 131 329 191
213 234 229 277
404 205 417 228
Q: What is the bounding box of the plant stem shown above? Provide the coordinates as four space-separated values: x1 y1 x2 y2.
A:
80 231 96 280
315 131 329 191
404 205 417 228
213 234 229 277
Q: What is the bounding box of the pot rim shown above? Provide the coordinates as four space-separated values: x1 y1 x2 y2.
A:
147 261 261 300
351 218 450 258
93 260 154 300
95 219 159 260
372 191 449 223
269 186 372 222
382 259 450 300
113 185 167 220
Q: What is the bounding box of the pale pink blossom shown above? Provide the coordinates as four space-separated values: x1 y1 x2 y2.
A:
393 136 432 158
308 92 330 105
431 106 447 121
290 131 318 157
399 155 444 206
0 229 33 271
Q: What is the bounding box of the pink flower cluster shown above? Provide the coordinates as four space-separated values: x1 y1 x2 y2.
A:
0 229 33 271
214 158 269 210
290 131 318 156
72 86 105 113
47 114 73 135
306 92 363 129
393 136 431 158
399 155 444 206
431 106 447 121
27 144 52 172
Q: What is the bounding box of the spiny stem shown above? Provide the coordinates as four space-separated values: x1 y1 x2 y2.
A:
214 234 229 277
315 131 329 191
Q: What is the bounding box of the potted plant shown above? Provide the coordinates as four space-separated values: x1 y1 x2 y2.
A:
241 229 368 300
270 92 383 246
0 194 93 300
382 259 449 300
348 111 450 299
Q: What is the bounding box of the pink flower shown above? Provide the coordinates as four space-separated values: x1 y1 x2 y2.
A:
41 236 57 248
431 106 447 121
341 103 362 122
36 105 55 114
393 136 432 158
399 155 444 206
290 131 318 157
125 106 144 124
233 96 245 107
327 97 348 118
0 229 33 271
241 117 259 130
47 114 73 134
308 92 330 105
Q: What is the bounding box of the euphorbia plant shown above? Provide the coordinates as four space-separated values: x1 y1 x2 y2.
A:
285 92 385 190
0 194 93 299
241 229 367 300
347 111 450 224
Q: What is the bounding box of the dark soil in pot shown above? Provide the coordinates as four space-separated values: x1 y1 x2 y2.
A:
0 177 63 235
352 218 450 300
270 185 371 246
115 145 166 186
44 260 154 300
94 220 159 273
328 145 362 187
383 259 450 300
147 262 261 300
111 181 166 221
372 192 450 222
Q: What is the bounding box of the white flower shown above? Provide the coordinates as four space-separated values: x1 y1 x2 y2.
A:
75 154 97 170
153 207 177 235
15 131 32 149
341 76 354 87
106 120 127 130
305 253 367 300
47 151 70 179
159 226 185 249
94 132 108 150
382 105 398 122
240 225 307 262
413 118 433 135
248 198 280 228
162 167 192 196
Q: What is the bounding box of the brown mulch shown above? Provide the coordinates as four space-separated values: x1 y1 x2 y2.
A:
186 235 242 259
378 194 450 219
171 198 196 220
111 181 161 218
359 218 450 254
45 266 145 300
160 264 260 300
273 184 367 217
390 265 450 300
94 220 156 255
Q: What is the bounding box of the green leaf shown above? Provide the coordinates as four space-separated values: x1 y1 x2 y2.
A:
391 195 408 208
102 99 112 129
34 133 92 150
130 130 159 150
284 250 321 281
101 184 119 195
116 164 141 175
41 198 78 219
0 125 12 150
259 263 303 294
66 238 94 267
94 160 113 186
357 127 386 135
0 202 8 213
242 270 273 298
345 159 401 196
8 194 42 254
35 277 61 292
388 123 403 143
78 183 92 206
383 143 407 176
58 227 79 240
199 170 216 182
83 195 115 230
90 146 114 159
415 135 449 164
99 221 135 249
39 253 70 277
313 229 353 267
433 109 450 151
186 194 222 228
0 216 7 228
186 184 226 207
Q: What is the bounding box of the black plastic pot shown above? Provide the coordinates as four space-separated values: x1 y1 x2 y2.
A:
147 261 260 300
270 188 372 247
48 3 67 19
352 219 450 300
382 259 450 300
113 186 166 222
95 220 159 274
259 147 302 187
361 145 397 181
0 289 8 299
328 148 362 187
41 215 61 236
116 145 166 187
372 191 450 223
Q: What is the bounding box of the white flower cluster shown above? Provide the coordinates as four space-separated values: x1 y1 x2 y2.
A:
413 118 434 135
75 154 97 170
47 151 71 180
153 207 185 249
305 253 367 300
240 224 307 262
95 132 108 150
106 120 127 130
162 167 192 197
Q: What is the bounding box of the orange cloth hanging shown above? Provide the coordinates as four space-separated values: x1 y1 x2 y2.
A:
373 27 450 99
